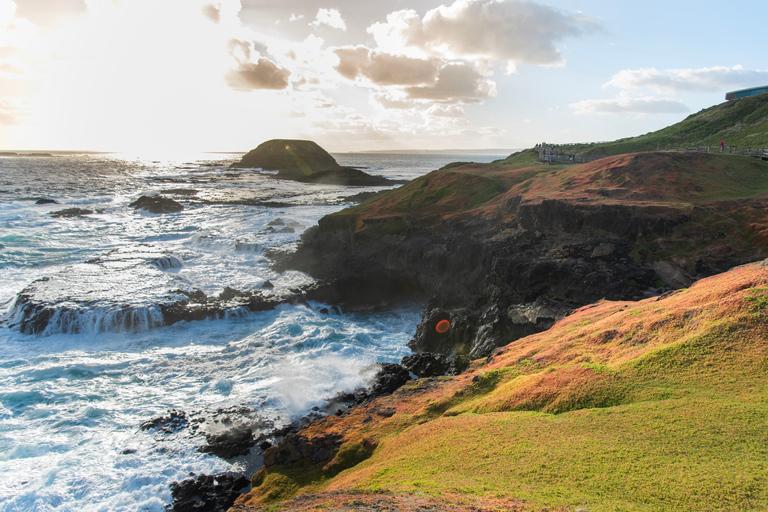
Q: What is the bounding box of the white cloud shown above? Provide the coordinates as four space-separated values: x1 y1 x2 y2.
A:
370 92 415 109
571 94 690 115
605 65 768 94
334 46 439 86
368 0 600 69
225 58 291 90
0 0 38 48
311 8 346 31
425 104 465 117
403 62 497 103
0 98 30 125
333 45 495 106
226 38 291 90
0 58 24 77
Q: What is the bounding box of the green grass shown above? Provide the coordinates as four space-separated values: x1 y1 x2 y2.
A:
556 93 768 157
337 317 768 510
243 262 768 511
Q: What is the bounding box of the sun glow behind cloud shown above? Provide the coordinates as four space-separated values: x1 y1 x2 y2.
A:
4 0 767 152
7 0 304 154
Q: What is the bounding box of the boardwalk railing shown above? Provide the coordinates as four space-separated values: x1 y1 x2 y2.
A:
537 143 768 164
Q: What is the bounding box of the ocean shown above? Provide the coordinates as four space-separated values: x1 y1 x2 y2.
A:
0 150 508 511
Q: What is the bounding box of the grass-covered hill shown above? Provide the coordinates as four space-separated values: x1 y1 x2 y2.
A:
325 151 768 269
549 93 768 157
237 259 768 511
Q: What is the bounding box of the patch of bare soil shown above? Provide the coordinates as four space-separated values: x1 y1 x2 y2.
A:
230 490 553 512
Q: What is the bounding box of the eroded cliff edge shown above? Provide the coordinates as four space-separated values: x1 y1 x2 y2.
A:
274 151 768 358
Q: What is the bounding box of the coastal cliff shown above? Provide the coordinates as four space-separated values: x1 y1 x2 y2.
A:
276 151 768 358
236 258 768 511
229 149 768 511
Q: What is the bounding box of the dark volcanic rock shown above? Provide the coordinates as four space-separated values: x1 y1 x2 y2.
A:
159 288 286 326
400 352 469 378
198 425 256 459
167 473 249 512
140 409 189 433
296 167 395 187
230 139 341 178
35 198 58 205
261 432 343 467
129 195 184 214
50 208 93 217
360 362 411 400
274 211 660 358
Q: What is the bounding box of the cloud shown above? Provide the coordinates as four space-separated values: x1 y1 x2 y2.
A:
370 92 415 109
0 59 24 77
0 98 30 125
369 0 600 70
202 3 221 22
225 38 291 90
605 65 768 94
425 104 465 117
334 46 439 86
312 8 346 31
0 0 38 48
571 94 690 115
403 62 496 103
225 59 291 90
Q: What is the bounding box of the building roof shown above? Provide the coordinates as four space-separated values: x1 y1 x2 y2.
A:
725 86 768 101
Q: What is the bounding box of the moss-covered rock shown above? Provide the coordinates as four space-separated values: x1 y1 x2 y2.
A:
231 139 341 177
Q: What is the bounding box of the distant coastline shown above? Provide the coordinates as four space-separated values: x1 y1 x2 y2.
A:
350 148 519 155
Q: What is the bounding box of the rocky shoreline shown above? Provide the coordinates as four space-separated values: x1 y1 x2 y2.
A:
222 151 768 510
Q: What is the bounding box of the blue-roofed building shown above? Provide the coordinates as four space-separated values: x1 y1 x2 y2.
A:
725 86 768 101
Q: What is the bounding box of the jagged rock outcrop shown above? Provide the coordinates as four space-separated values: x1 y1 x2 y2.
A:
273 152 768 358
129 195 184 214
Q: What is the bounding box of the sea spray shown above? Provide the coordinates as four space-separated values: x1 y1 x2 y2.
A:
0 151 504 510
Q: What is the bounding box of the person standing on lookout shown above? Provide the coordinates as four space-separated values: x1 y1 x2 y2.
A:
720 140 725 152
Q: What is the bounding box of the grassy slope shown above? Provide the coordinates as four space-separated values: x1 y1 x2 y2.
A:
328 153 768 267
240 261 768 511
557 93 768 156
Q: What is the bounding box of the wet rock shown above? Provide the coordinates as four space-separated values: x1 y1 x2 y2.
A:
50 208 94 218
262 432 343 467
198 425 255 459
234 240 258 252
159 288 286 325
140 409 189 433
364 362 412 398
167 473 249 512
35 198 58 205
129 195 184 214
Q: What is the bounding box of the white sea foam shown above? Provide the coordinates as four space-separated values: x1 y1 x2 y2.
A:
0 151 505 510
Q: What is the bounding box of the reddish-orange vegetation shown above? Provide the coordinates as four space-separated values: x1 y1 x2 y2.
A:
236 260 768 511
231 489 543 512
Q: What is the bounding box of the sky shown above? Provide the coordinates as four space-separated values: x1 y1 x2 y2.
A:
1 0 767 154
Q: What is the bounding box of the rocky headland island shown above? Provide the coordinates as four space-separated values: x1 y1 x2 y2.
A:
230 139 401 187
177 97 768 511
